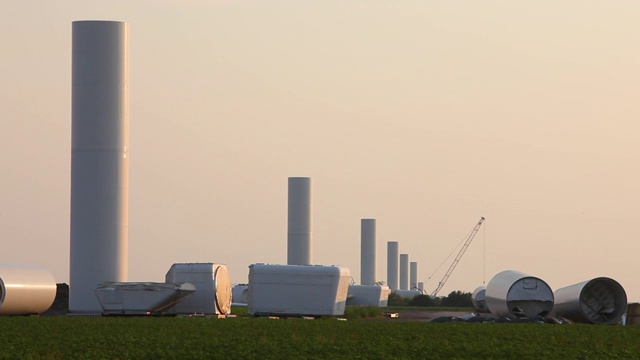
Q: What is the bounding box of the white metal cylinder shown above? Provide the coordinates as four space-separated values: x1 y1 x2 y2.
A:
471 286 488 312
485 270 554 319
551 277 627 324
387 242 398 291
287 177 312 265
360 219 376 285
70 20 129 314
0 263 57 315
410 261 418 290
418 282 424 293
399 254 409 290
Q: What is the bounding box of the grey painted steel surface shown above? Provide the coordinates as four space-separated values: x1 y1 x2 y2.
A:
410 261 418 289
232 284 249 305
165 263 232 315
94 282 196 315
626 303 640 325
0 263 57 315
360 219 376 285
485 270 554 319
387 241 399 291
70 20 129 314
471 286 488 312
287 177 312 265
418 282 425 293
399 254 409 290
551 277 627 324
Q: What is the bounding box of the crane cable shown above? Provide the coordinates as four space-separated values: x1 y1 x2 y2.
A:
426 224 477 284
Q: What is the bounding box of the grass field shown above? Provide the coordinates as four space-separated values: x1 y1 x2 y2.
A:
2 314 640 359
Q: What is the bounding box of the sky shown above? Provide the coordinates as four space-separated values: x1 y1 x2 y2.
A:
1 1 640 301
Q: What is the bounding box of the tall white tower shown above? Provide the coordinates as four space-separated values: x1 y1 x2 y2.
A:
360 219 376 285
69 20 129 314
387 241 398 291
410 261 418 290
287 177 312 265
400 254 409 290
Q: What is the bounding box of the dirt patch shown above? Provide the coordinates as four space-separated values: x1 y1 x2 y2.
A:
374 309 474 322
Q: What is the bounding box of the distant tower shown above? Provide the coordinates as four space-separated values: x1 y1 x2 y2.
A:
360 219 376 285
387 241 399 291
69 20 129 314
410 261 418 290
287 177 312 265
400 254 409 290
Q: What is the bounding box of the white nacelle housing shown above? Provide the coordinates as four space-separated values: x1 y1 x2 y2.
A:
164 263 232 315
347 285 391 307
95 282 196 315
248 264 350 316
0 263 57 315
394 289 423 300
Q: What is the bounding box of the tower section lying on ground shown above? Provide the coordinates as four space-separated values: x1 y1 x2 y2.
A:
551 277 627 324
0 263 57 315
485 270 554 319
471 286 488 312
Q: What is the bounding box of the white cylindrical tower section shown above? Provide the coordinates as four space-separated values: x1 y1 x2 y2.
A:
360 219 376 285
399 254 409 290
387 241 398 291
70 20 129 314
287 177 312 265
418 282 424 293
551 277 627 324
0 263 57 315
410 261 418 290
471 286 488 312
485 270 554 319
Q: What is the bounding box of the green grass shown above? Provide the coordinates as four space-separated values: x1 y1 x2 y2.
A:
2 317 640 359
342 306 385 319
231 306 383 319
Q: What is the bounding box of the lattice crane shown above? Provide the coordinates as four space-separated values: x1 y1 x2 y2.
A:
430 217 485 297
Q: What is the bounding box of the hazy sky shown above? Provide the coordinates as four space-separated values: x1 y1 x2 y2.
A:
2 1 639 300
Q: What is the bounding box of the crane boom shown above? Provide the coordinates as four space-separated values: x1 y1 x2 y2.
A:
430 217 485 297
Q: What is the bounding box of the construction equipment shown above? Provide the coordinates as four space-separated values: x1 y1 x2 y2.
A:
430 217 485 297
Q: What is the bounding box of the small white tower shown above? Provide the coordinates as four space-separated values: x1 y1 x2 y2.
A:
287 177 312 265
387 241 399 291
400 254 409 290
360 219 376 285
